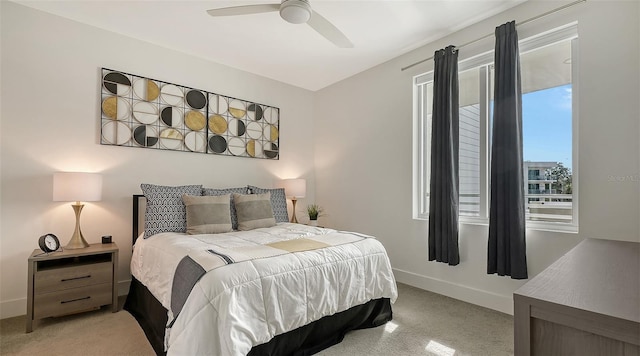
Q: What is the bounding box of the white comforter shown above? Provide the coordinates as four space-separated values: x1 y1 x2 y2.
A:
130 223 398 356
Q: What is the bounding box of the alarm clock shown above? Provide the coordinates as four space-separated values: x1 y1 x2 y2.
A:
38 233 60 253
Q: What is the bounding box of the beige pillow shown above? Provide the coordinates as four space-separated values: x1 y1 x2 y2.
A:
182 194 232 234
233 192 276 231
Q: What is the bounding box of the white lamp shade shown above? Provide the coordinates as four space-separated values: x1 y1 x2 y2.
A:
278 178 306 199
53 172 103 202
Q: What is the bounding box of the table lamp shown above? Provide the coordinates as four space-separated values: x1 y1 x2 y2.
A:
279 178 306 223
53 172 103 249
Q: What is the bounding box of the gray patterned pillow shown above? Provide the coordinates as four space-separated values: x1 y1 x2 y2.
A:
141 184 202 237
247 186 289 223
233 192 276 231
202 187 248 230
182 194 232 234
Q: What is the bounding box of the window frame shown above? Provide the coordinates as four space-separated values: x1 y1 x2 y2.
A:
412 22 579 233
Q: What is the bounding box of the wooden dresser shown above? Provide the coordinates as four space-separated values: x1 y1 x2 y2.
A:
26 243 118 332
514 238 639 355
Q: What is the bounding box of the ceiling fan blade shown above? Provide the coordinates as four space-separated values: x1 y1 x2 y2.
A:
307 10 353 48
207 4 280 17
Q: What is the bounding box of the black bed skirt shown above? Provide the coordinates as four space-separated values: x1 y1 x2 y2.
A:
124 277 392 356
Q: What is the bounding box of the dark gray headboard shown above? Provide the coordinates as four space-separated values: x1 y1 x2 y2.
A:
133 194 145 246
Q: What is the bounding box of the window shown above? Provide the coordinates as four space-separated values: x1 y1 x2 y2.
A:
413 24 578 230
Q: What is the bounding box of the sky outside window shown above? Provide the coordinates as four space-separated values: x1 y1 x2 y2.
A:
522 84 572 169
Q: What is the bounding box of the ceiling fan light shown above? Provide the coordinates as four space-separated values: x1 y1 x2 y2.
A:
280 0 311 24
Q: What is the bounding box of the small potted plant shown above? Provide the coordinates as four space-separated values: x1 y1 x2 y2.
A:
306 204 324 226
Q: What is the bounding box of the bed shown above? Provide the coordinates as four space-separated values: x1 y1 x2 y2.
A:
124 184 398 356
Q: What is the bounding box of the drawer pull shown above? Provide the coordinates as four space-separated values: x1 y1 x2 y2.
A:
60 296 91 304
61 275 91 282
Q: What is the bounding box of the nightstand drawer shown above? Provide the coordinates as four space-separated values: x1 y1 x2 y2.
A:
33 282 112 319
35 261 112 294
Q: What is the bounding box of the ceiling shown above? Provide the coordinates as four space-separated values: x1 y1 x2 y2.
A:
14 0 525 91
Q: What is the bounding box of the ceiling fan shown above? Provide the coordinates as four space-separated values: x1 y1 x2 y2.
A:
206 0 353 48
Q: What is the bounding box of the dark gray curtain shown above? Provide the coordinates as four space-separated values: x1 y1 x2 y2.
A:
428 45 459 266
487 21 528 279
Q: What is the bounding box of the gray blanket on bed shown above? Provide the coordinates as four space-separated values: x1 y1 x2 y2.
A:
169 256 206 327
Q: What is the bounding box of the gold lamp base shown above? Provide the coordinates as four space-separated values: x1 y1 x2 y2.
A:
291 198 299 223
66 203 90 249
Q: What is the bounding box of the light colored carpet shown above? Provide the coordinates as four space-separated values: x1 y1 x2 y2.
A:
317 283 513 356
0 284 513 355
0 297 154 356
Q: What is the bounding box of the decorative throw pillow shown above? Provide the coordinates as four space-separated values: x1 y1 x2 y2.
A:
202 187 248 230
141 183 202 237
247 186 289 223
182 194 232 234
233 192 276 231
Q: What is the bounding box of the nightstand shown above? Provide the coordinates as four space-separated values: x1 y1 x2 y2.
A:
26 243 118 332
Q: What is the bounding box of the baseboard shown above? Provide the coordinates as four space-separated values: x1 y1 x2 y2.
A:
393 268 514 315
118 279 131 296
0 280 132 320
0 298 26 320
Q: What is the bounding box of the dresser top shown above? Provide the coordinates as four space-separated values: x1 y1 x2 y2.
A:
514 238 639 323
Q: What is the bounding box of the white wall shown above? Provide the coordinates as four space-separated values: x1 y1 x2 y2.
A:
314 0 640 314
0 2 316 319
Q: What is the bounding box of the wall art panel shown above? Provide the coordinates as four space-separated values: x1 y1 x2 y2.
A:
100 68 279 159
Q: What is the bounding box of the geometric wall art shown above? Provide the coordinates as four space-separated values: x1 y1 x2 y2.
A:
100 68 279 159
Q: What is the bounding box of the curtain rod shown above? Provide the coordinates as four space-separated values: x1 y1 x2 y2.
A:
400 0 586 72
